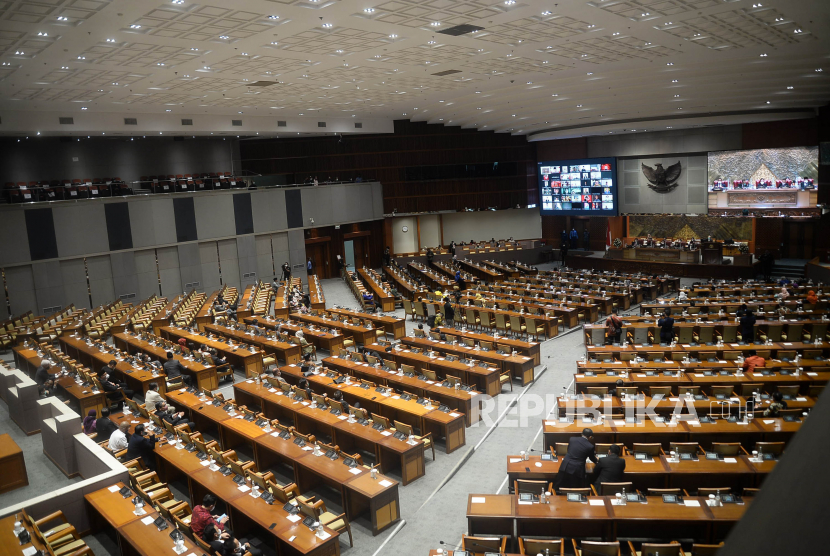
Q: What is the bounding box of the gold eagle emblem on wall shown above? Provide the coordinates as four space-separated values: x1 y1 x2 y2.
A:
642 161 682 193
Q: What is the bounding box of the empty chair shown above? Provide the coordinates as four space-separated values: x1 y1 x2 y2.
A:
647 488 685 496
739 383 764 396
632 443 663 457
628 541 684 556
698 487 733 497
597 482 634 496
691 543 724 556
572 540 620 556
462 535 507 554
519 538 564 555
669 442 702 455
754 441 785 456
514 479 552 495
711 443 746 456
710 385 734 398
649 385 672 398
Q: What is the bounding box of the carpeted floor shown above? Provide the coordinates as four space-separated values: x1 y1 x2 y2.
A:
1 262 689 556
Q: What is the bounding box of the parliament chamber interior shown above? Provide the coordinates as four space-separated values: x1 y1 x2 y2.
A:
1 1 830 556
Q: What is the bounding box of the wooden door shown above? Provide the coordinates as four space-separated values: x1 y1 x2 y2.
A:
305 241 331 279
353 237 369 270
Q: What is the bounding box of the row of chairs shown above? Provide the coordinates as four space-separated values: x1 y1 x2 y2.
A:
3 178 131 203
82 305 130 341
403 299 556 339
18 509 94 556
345 270 376 311
582 383 822 400
550 440 783 460
462 534 719 555
171 292 207 328
129 296 167 333
138 173 243 194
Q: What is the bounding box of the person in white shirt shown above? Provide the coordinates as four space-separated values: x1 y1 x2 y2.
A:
144 382 163 408
109 421 130 451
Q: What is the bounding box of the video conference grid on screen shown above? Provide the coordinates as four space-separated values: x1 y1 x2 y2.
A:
538 158 617 216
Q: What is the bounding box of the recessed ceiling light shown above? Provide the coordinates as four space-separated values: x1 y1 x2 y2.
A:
299 113 303 115
752 3 762 7
77 55 84 59
364 8 375 13
760 53 767 57
172 0 184 5
551 94 558 97
672 79 678 83
130 24 140 29
641 12 649 16
268 15 279 20
166 109 172 112
389 34 397 38
674 94 680 97
787 86 794 89
666 126 672 129
766 101 771 104
475 91 481 93
270 41 278 45
81 107 88 110
430 22 440 26
219 35 229 39
666 62 674 66
577 105 582 108
816 68 823 72
336 49 344 53
61 66 69 69
238 111 243 114
37 32 48 36
612 32 620 36
542 11 551 16
157 62 164 66
586 72 593 75
526 81 532 84
57 16 68 21
677 107 682 110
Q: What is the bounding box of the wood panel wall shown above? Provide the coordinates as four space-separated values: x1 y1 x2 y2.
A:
239 120 537 213
303 219 386 275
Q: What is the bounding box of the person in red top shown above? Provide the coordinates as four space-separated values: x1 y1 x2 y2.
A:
191 494 229 540
742 349 766 374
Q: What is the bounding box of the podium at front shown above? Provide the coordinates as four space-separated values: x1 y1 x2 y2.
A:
701 242 723 265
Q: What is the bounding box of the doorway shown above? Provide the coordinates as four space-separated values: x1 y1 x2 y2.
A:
344 240 356 272
305 241 331 279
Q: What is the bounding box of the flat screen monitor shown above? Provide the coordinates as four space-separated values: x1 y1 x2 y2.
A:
538 157 618 216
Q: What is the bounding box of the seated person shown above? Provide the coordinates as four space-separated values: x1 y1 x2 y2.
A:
95 407 118 440
204 523 262 556
742 349 766 373
593 444 626 489
191 494 229 540
99 363 135 409
155 401 196 430
125 424 157 470
763 391 788 417
163 352 192 386
35 360 54 386
109 420 130 452
296 331 313 357
144 382 164 408
38 378 56 398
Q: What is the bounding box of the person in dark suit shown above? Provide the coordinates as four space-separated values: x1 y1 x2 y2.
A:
657 311 675 344
95 407 118 441
740 309 756 343
554 428 598 490
163 352 191 386
125 424 157 470
35 361 53 386
592 444 626 490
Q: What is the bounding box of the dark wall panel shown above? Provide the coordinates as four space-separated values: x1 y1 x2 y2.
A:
173 197 198 243
105 203 133 251
233 193 254 235
24 208 59 261
285 189 303 229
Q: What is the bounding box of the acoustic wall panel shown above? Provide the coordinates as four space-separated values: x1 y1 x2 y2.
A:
110 251 139 300
255 234 276 280
300 187 334 227
233 193 254 236
199 242 222 291
194 194 235 240
60 259 90 310
217 239 240 290
87 255 115 308
156 246 182 296
32 261 65 314
25 208 59 261
285 189 303 229
371 182 385 220
177 243 202 290
6 265 37 316
105 203 133 251
134 249 161 299
173 198 198 243
250 189 287 232
0 210 30 266
236 235 257 288
287 229 307 285
52 204 109 258
129 198 176 248
357 183 375 221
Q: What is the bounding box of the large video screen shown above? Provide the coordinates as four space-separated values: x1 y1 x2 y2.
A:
708 146 818 191
538 157 618 216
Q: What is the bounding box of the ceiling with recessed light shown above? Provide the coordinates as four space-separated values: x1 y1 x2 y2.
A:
0 0 828 138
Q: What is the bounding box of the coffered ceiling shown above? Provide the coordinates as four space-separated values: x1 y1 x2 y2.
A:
0 0 827 138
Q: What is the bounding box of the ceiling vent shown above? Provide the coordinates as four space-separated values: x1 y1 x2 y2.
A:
317 122 326 128
278 121 287 127
431 69 462 76
247 81 278 87
437 24 484 36
232 119 242 126
181 118 193 126
354 122 363 129
59 117 74 125
124 118 137 125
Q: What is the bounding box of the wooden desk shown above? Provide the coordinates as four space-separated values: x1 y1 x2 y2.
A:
112 332 217 391
436 326 541 366
0 434 28 494
0 514 46 556
160 326 263 377
248 317 346 354
291 313 376 346
59 335 162 396
358 268 396 312
204 323 302 365
326 308 406 340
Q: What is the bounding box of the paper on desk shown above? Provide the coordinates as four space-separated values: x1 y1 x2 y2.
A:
238 485 251 492
286 514 302 523
636 374 646 378
589 499 605 506
575 374 584 378
268 388 277 393
544 420 555 426
694 374 704 377
724 458 738 463
246 380 253 383
614 420 626 426
379 479 393 487
807 372 818 376
302 446 313 451
22 547 39 556
338 415 348 420
349 468 362 475
450 412 462 418
509 458 522 463
535 462 542 468
763 420 775 424
669 397 680 402
380 431 393 436
471 497 486 503
684 500 701 507
141 516 156 525
316 531 332 541
784 342 793 346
